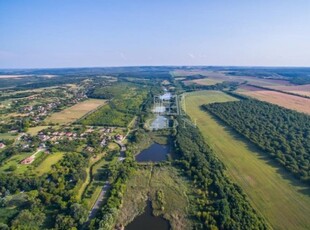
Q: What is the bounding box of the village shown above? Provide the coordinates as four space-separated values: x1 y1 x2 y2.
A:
8 125 124 165
0 84 88 133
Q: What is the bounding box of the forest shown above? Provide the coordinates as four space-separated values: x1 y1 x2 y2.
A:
174 117 267 229
203 99 310 183
80 82 149 127
0 152 90 229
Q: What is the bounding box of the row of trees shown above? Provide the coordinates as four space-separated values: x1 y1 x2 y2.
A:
182 80 240 92
204 99 310 183
174 117 267 229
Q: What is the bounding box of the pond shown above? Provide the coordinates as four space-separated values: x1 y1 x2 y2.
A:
125 199 170 230
135 143 169 162
159 92 171 100
150 115 168 130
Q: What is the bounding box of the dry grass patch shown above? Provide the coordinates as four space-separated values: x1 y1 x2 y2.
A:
237 85 310 115
45 99 106 124
269 84 310 97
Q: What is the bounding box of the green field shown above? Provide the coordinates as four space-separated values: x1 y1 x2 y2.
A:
27 126 49 136
82 156 110 209
0 133 17 140
76 152 107 201
116 166 191 230
35 152 64 175
0 151 63 175
184 90 310 230
0 152 33 174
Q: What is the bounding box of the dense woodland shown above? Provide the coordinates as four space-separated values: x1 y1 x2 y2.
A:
80 82 149 127
0 152 90 229
174 117 267 229
204 99 310 183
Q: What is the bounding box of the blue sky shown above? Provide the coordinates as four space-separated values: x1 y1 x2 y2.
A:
0 0 309 68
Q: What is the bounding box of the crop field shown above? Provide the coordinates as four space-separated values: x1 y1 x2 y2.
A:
35 152 64 175
237 85 310 115
269 84 310 97
116 166 191 230
173 70 294 88
45 99 106 124
183 90 310 230
192 78 223 85
183 78 224 86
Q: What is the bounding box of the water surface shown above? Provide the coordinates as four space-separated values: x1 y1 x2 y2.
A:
125 200 170 230
135 143 169 162
150 115 168 130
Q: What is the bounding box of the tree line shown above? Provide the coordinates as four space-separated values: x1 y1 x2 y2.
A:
203 99 310 184
174 117 267 229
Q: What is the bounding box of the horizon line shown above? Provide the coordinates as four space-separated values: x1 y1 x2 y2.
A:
1 64 310 71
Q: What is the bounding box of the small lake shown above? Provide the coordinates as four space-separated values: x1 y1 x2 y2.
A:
135 143 169 162
150 115 168 130
125 200 170 230
159 92 171 100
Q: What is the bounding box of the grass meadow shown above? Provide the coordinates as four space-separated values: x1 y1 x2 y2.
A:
184 90 310 230
116 165 191 230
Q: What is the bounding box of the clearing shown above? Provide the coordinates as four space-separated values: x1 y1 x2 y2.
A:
35 152 64 175
184 90 310 230
237 85 310 115
27 126 49 136
45 99 106 124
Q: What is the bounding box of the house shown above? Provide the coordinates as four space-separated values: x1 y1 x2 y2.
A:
85 146 94 153
66 132 73 137
100 139 107 146
115 134 124 141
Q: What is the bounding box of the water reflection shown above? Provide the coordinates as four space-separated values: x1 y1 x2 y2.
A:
125 199 170 230
135 143 169 162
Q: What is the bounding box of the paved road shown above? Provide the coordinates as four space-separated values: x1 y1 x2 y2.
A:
88 181 111 219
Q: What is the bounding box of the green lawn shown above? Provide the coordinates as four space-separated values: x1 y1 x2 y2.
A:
0 152 33 174
35 152 64 175
184 90 310 230
0 133 17 140
27 126 49 136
